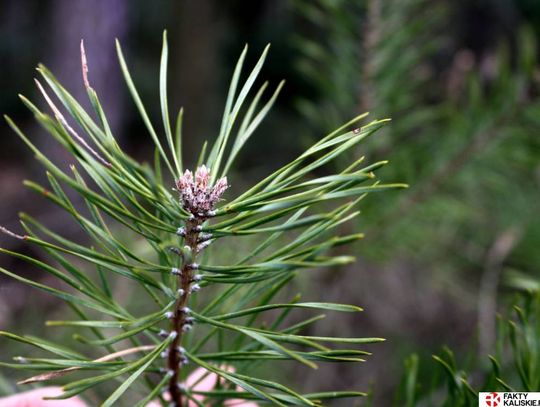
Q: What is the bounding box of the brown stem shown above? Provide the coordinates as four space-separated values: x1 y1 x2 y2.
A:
477 227 521 356
168 217 201 407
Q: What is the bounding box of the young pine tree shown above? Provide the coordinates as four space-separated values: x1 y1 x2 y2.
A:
0 33 405 406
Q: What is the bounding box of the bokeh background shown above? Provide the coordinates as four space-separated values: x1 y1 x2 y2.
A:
0 0 539 405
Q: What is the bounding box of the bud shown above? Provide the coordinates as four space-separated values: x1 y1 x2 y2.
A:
197 240 212 252
182 324 192 332
211 177 229 204
198 232 213 242
192 274 203 282
169 247 182 256
158 329 169 338
175 166 229 215
195 165 210 191
176 169 193 191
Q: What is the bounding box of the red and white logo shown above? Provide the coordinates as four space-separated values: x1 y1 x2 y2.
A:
480 392 540 406
484 392 501 407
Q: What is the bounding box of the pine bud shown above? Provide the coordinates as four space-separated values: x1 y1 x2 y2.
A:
158 330 169 338
192 274 203 282
182 324 192 332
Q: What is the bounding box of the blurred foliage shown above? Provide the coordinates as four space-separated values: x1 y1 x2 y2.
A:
293 0 539 287
393 291 540 406
292 0 540 403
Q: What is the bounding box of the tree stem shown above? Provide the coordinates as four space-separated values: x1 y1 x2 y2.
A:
168 217 200 407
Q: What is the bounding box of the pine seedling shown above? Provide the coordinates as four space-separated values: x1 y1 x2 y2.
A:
0 32 406 406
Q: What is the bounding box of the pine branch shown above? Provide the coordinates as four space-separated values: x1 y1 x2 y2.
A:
0 32 405 405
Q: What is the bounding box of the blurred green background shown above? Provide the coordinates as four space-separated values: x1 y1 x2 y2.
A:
0 0 539 405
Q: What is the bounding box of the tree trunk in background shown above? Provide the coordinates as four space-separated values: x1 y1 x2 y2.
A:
0 0 131 324
35 0 129 234
46 0 129 158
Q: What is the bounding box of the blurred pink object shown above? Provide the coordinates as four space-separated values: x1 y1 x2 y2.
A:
148 367 258 407
0 368 258 406
0 387 86 407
